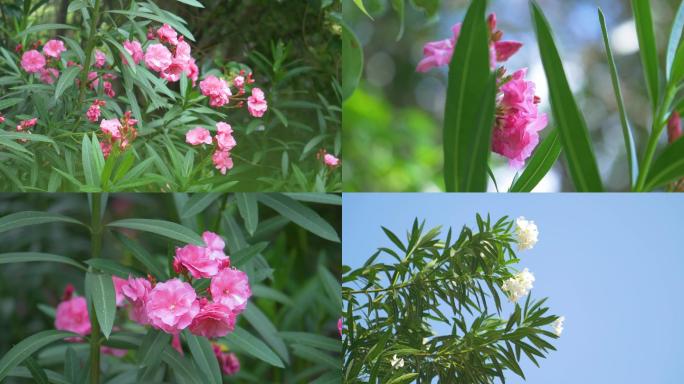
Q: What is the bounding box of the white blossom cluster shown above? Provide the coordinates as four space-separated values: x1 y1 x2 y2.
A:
390 354 404 369
552 316 565 336
515 216 539 251
501 268 535 302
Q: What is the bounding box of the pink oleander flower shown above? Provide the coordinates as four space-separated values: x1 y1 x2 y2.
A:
338 318 343 336
200 76 231 107
21 50 46 73
233 75 245 88
103 81 115 98
86 99 106 122
492 68 548 168
187 59 199 85
189 301 236 338
123 40 144 65
16 118 37 132
145 278 200 334
175 244 222 279
55 296 91 336
668 112 682 144
100 141 112 158
215 122 236 151
416 13 521 72
210 268 251 313
175 41 192 62
144 43 173 72
157 23 179 45
162 40 192 82
100 118 122 139
172 333 184 355
186 127 212 145
121 276 152 324
324 153 341 168
94 50 106 68
212 345 240 375
43 39 66 59
38 67 59 84
113 276 128 307
247 88 268 117
202 231 228 262
212 149 234 175
88 71 99 89
0 114 4 124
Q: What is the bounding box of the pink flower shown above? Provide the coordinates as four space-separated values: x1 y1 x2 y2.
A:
338 318 343 336
174 244 222 279
100 141 112 158
94 50 107 68
668 112 682 144
212 149 234 175
42 39 66 59
38 67 59 84
160 59 187 82
221 352 240 375
55 296 91 336
103 81 115 98
189 301 236 338
100 118 122 138
86 99 105 122
210 268 251 313
16 118 37 132
186 127 212 145
145 278 200 334
186 59 199 85
492 68 548 168
175 41 192 63
112 276 128 307
202 231 228 262
323 153 341 168
233 76 244 88
215 122 236 151
21 50 46 73
88 71 99 89
157 24 179 45
144 43 173 72
121 276 152 324
122 40 144 65
0 114 4 124
247 88 268 117
200 76 231 107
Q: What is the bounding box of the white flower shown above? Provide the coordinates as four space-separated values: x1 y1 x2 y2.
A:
552 316 565 336
390 354 404 369
515 216 539 251
501 268 535 302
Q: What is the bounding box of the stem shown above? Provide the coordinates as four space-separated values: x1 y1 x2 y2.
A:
635 85 677 191
77 0 103 108
211 194 228 232
89 193 103 384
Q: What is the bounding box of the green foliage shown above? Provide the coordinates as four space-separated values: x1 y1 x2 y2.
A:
0 193 341 382
343 215 560 383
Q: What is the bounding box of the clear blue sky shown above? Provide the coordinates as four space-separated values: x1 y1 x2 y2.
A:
343 193 684 383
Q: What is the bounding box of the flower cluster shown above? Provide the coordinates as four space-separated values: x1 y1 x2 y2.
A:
186 122 237 174
212 343 240 375
417 13 547 168
15 118 37 140
19 39 66 84
317 149 341 170
143 24 198 84
501 267 535 303
86 99 106 123
515 216 539 251
552 316 565 336
99 111 138 158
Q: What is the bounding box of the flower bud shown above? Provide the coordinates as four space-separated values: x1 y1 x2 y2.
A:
668 111 682 144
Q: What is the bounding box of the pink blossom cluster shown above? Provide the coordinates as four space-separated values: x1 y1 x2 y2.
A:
212 343 240 375
199 71 268 118
317 149 341 170
86 99 106 122
86 70 117 98
143 24 198 84
19 39 66 84
186 122 237 175
15 118 37 142
417 13 547 168
99 111 138 158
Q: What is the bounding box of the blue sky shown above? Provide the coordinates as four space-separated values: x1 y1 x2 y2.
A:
343 193 684 383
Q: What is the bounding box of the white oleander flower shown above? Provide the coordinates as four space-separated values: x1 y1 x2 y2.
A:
390 354 404 369
552 316 565 336
501 268 535 302
515 216 539 251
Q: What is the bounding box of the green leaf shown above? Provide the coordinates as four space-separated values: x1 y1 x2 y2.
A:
279 332 341 352
53 66 81 100
352 0 373 18
24 356 49 384
137 329 171 368
113 232 167 279
176 0 205 8
341 19 363 100
184 332 222 384
231 241 269 266
411 0 439 15
387 373 420 384
108 218 203 245
161 348 203 384
644 136 684 189
631 0 660 111
666 0 684 80
86 272 116 339
108 10 195 42
0 211 85 233
0 97 24 110
84 259 142 278
283 193 342 205
243 305 290 364
236 193 259 235
81 134 99 188
180 193 221 218
599 8 639 188
391 0 405 41
291 344 339 369
222 327 284 368
0 252 86 270
318 265 342 311
19 24 77 37
0 330 77 382
257 194 339 242
510 129 561 192
442 0 493 192
530 0 603 192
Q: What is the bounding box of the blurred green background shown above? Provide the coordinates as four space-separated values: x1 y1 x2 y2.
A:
343 0 680 192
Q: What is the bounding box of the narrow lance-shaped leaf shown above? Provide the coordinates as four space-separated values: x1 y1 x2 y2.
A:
599 8 639 188
222 327 285 368
442 0 492 192
0 330 77 381
0 211 85 233
644 135 684 190
0 252 87 270
257 193 340 242
341 18 363 100
86 272 116 339
631 0 660 111
184 332 222 384
236 193 259 235
108 218 204 245
509 129 561 192
666 0 684 79
530 0 603 192
53 66 81 101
